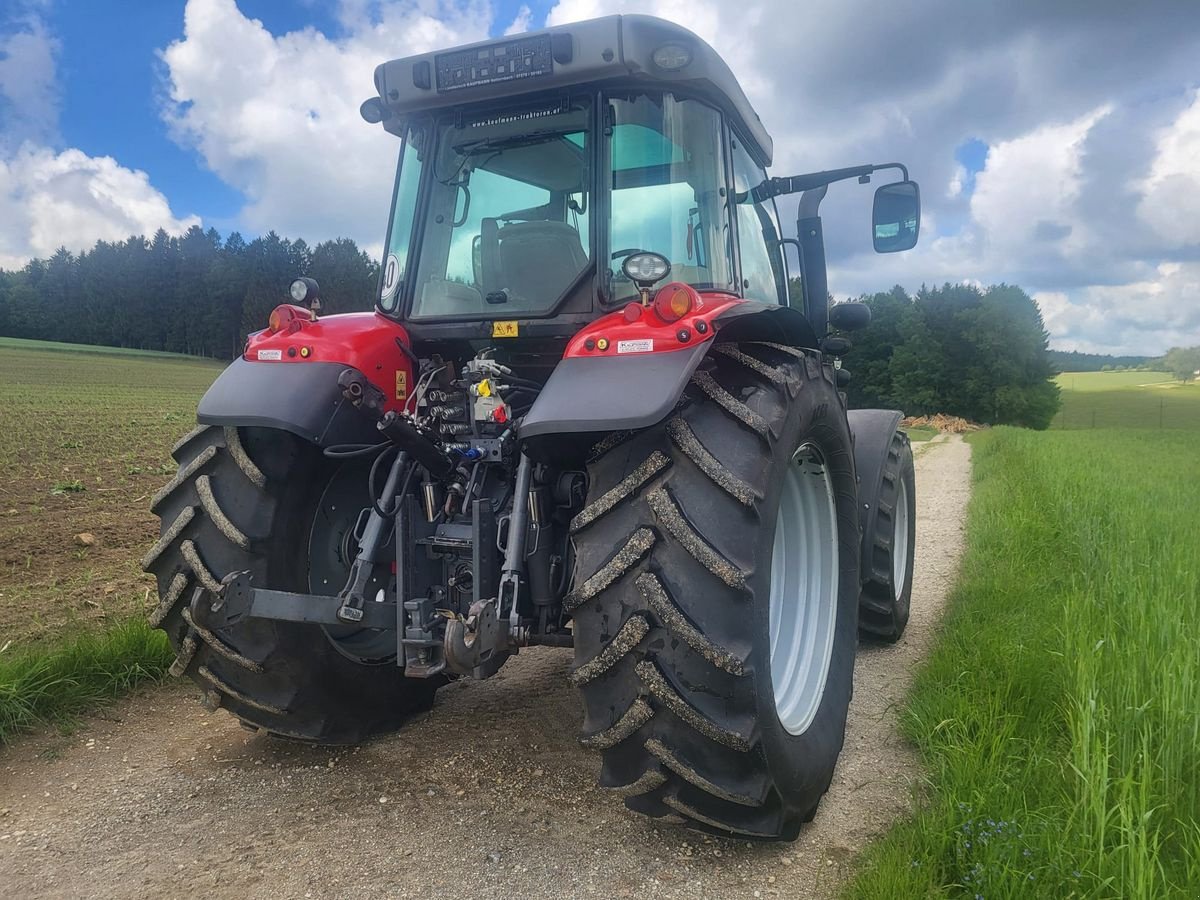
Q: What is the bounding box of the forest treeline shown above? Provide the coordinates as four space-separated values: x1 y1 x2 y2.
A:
832 283 1061 429
1045 349 1151 371
0 226 378 359
2 228 1066 427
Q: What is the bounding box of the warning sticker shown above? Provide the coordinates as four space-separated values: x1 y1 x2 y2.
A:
492 320 519 338
256 348 283 361
395 370 408 401
617 339 654 354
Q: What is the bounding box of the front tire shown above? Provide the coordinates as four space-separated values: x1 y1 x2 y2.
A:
143 424 441 744
857 430 916 642
569 344 860 840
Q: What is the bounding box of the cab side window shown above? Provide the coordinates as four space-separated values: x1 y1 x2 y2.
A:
731 140 786 304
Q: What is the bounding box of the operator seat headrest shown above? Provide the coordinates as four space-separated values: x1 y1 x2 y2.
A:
496 220 588 310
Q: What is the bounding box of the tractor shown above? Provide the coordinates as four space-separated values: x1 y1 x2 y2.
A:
145 14 918 841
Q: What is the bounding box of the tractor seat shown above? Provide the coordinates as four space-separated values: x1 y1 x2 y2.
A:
497 221 588 309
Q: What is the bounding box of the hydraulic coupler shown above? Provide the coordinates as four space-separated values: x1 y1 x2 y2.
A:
338 367 455 478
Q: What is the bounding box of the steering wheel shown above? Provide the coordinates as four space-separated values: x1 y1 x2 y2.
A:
611 247 648 260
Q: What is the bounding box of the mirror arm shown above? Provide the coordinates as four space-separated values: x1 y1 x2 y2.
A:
797 183 828 219
763 162 910 200
795 191 830 338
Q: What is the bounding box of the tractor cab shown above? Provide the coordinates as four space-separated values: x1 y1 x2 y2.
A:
364 15 917 343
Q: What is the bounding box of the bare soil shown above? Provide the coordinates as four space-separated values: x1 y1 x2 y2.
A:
0 348 221 647
0 436 972 899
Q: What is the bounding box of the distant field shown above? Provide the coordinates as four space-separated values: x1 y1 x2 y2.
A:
1054 369 1174 391
0 335 220 361
1053 369 1199 429
0 341 222 649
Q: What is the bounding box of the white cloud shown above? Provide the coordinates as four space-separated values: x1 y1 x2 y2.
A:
969 106 1110 261
0 8 60 148
504 4 533 35
1137 89 1200 248
1035 261 1200 354
159 0 493 250
0 9 201 270
0 145 200 269
947 164 966 198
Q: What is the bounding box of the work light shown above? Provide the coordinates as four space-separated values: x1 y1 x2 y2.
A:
621 252 671 286
652 44 692 71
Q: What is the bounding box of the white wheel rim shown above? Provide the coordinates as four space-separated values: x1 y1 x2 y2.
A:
892 478 910 591
769 443 839 736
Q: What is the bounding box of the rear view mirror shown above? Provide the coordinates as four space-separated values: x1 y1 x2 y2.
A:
872 181 920 253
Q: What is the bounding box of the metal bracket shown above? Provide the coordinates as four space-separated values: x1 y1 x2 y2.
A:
443 598 509 678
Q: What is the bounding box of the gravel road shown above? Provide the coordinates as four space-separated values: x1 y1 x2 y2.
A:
0 435 972 899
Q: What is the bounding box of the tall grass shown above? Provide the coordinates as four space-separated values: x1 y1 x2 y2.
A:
0 619 172 742
846 428 1200 898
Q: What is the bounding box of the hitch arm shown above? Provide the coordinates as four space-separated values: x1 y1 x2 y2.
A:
336 450 410 623
196 573 398 631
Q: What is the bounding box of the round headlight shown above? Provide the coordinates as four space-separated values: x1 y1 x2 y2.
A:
359 97 385 124
289 276 320 306
622 252 672 286
652 43 692 71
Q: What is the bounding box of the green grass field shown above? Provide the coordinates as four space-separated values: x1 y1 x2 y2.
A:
848 375 1200 897
1053 369 1200 429
0 339 222 738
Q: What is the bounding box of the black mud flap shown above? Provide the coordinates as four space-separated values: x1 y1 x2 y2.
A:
847 408 904 583
196 357 378 446
521 341 712 439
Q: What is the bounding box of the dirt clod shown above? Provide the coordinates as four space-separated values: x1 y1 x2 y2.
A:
75 532 97 546
0 438 971 899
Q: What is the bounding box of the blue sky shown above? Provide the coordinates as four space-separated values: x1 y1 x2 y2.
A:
1 0 1197 354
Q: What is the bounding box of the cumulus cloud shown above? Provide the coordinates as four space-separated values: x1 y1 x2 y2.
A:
0 5 60 148
1036 261 1200 355
0 8 202 270
1138 90 1200 249
504 5 533 36
159 0 493 256
0 146 201 269
970 107 1110 263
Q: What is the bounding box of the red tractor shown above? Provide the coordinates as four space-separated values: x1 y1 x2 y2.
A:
145 15 918 841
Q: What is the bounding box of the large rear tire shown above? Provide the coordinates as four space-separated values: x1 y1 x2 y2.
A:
857 431 916 642
143 425 441 744
568 344 860 840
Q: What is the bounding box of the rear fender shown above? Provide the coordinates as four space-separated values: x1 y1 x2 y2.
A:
197 311 414 446
847 409 904 584
521 298 819 440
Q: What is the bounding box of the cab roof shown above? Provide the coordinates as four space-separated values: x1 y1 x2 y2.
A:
369 14 773 166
